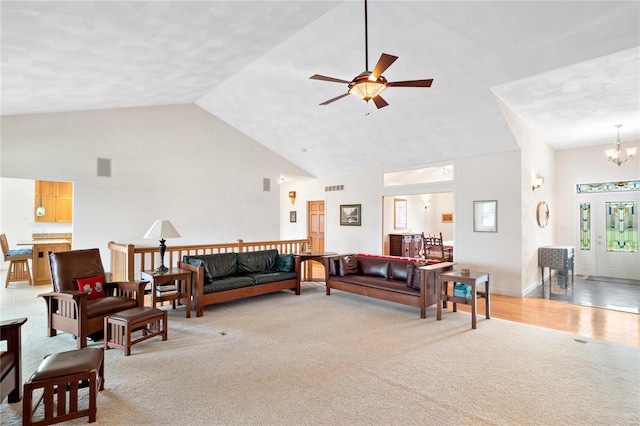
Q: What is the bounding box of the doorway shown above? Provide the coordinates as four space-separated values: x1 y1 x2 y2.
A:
381 192 454 255
576 193 639 280
306 200 325 280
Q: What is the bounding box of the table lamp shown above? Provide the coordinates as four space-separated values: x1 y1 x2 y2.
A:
143 220 181 273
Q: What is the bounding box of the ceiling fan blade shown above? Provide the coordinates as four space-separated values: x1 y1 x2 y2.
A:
387 79 433 88
371 53 398 79
319 92 350 105
309 74 351 84
372 95 389 109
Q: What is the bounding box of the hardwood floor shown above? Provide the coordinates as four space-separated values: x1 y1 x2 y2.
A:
457 293 639 347
306 264 639 347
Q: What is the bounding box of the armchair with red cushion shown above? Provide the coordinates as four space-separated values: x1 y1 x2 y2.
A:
39 248 147 349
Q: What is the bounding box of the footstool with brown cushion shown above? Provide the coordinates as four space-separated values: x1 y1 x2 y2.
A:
23 347 104 426
104 306 167 356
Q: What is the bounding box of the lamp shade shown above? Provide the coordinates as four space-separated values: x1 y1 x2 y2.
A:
143 220 181 240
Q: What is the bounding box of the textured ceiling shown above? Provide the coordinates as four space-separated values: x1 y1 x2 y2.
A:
2 1 639 178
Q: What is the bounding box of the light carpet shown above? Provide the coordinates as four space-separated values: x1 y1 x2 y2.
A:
1 282 638 425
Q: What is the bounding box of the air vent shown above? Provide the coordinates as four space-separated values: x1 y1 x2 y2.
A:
325 185 344 192
97 158 111 177
263 178 270 192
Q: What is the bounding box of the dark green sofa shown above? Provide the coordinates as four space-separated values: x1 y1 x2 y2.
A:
177 249 301 317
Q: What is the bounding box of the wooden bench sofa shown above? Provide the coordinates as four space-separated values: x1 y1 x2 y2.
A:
178 249 301 317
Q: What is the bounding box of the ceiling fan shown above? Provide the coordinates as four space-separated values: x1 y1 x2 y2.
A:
309 0 433 109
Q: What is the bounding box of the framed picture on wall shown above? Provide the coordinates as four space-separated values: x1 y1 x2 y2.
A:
441 213 453 223
394 198 407 230
340 204 361 226
290 211 297 223
473 200 497 232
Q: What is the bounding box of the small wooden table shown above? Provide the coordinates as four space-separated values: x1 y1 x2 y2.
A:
140 268 192 318
295 251 337 282
437 270 490 329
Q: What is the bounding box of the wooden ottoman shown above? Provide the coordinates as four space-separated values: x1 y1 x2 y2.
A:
104 307 167 356
23 347 104 426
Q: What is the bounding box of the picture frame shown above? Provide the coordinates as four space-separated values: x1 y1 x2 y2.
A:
474 200 497 232
393 198 407 230
289 211 297 223
340 204 361 226
441 212 453 223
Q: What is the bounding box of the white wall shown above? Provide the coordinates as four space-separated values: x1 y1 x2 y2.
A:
0 178 74 268
495 95 556 294
5 102 635 293
455 151 523 296
280 151 522 296
380 192 454 248
0 178 37 243
1 103 311 265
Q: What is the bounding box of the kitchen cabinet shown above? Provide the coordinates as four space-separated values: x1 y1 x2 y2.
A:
35 180 73 222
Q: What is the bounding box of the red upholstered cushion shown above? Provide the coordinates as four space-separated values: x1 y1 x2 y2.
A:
76 275 106 300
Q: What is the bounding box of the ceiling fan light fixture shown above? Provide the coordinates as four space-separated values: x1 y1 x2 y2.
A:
310 0 432 109
348 74 387 101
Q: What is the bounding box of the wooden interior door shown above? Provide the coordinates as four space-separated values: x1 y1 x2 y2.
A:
308 200 325 252
307 200 325 279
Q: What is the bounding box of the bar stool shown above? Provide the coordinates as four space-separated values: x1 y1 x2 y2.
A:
1 234 33 287
23 347 104 425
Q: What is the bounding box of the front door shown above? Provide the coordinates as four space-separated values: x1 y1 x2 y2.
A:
595 196 639 279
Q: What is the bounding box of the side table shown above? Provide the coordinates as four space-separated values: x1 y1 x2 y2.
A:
437 270 490 329
140 268 192 318
295 251 337 282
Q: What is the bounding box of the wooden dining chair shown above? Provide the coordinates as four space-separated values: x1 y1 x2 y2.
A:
421 232 453 262
1 234 33 287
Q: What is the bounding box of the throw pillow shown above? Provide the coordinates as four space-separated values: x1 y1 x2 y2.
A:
76 275 106 300
276 254 295 272
184 257 214 284
338 255 359 276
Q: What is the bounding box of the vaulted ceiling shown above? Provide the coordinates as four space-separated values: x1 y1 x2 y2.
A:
2 1 639 178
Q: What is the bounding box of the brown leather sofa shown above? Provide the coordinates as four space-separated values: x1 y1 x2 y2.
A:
324 254 453 318
40 248 146 348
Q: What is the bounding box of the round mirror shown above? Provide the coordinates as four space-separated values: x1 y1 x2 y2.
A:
536 201 549 228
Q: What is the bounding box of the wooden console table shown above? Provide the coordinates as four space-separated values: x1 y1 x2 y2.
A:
437 270 490 329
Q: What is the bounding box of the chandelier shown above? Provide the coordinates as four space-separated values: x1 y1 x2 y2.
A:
605 124 637 166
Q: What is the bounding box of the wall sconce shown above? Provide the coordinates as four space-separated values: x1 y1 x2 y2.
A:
288 191 296 204
424 202 431 211
532 176 544 191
